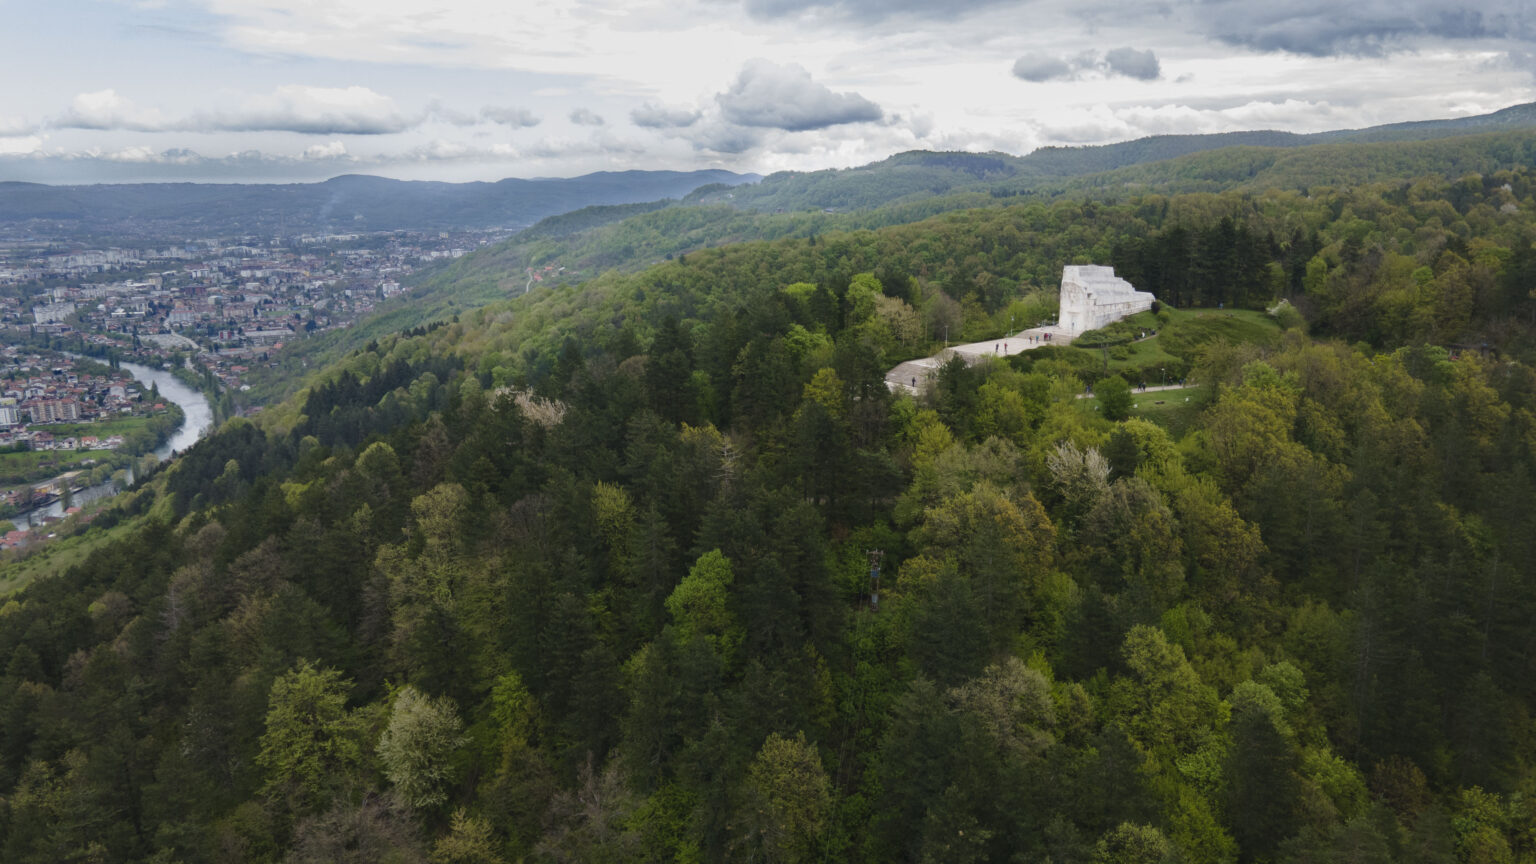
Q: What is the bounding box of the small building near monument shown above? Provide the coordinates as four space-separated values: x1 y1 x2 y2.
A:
1058 265 1155 334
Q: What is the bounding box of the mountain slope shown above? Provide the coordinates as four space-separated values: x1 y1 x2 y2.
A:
0 169 760 235
8 168 1536 862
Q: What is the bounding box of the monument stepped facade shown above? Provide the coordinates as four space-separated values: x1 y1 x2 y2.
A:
1058 265 1155 334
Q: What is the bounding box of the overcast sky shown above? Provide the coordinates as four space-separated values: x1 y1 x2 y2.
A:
0 0 1531 184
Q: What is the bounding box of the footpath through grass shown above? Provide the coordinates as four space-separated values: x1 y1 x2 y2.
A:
1080 383 1212 437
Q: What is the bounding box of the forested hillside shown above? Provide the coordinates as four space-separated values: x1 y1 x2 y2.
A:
6 162 1536 863
252 128 1536 405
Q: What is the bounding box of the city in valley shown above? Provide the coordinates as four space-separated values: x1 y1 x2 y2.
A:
0 228 509 390
0 227 513 543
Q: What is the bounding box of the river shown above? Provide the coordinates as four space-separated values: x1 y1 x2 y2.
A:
13 358 215 530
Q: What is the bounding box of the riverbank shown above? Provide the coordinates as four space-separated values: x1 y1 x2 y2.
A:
5 358 214 534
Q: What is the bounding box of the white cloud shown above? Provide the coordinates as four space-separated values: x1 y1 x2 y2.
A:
1012 47 1162 83
0 136 43 156
200 85 416 134
50 86 449 136
1103 47 1161 80
1012 53 1074 82
57 89 170 132
631 103 702 128
569 108 605 126
717 59 882 131
480 106 541 127
303 140 351 159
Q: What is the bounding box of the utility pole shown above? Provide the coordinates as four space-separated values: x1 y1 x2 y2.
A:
866 549 884 612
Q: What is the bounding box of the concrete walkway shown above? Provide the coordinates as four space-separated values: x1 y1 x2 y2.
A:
1077 382 1196 400
885 326 1074 394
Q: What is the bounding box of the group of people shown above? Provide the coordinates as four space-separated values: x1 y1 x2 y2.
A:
991 331 1052 355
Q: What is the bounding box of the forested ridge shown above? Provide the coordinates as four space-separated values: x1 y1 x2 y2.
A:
6 165 1536 863
251 128 1536 403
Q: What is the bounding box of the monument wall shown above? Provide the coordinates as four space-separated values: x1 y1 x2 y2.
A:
1058 265 1155 333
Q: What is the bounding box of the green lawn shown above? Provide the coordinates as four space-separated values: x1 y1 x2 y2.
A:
43 415 154 439
1080 383 1211 437
0 448 119 485
1126 385 1210 437
1052 305 1283 380
0 482 168 596
0 527 114 595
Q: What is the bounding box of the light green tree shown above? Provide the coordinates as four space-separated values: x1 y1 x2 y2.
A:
431 809 505 864
377 685 467 810
666 549 738 642
1094 822 1178 864
257 661 364 814
743 732 833 864
1097 374 1134 422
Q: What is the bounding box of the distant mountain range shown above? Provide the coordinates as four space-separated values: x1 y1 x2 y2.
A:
685 102 1536 213
3 101 1533 241
0 170 760 238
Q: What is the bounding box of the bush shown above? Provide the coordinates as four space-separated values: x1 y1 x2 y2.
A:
1097 375 1133 421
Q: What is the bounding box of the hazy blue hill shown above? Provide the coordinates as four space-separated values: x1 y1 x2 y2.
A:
695 103 1536 214
1066 129 1536 193
1016 131 1308 177
1328 101 1536 142
0 169 759 235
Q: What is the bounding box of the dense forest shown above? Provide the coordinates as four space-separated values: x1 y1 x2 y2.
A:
5 162 1536 863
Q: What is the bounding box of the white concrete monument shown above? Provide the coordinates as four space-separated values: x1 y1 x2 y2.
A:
1058 265 1155 334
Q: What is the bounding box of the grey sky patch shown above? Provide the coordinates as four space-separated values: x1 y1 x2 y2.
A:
631 103 702 128
741 0 1011 22
1013 47 1159 83
687 120 766 154
425 101 477 126
480 106 541 127
1012 53 1074 82
1103 47 1160 80
717 59 882 131
1038 119 1128 144
0 146 373 183
569 108 605 126
1195 1 1529 57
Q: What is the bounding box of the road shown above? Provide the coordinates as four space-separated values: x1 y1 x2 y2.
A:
885 326 1074 394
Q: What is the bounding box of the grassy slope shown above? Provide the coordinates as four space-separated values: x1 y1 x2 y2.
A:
0 449 118 482
1052 307 1282 379
0 477 171 595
